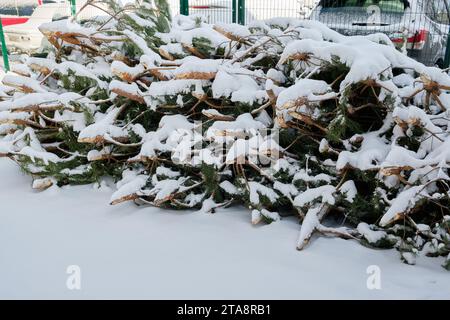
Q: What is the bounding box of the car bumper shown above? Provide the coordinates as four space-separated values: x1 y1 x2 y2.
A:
4 32 44 52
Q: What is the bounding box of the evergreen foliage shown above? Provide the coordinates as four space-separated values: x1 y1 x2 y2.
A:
1 0 450 268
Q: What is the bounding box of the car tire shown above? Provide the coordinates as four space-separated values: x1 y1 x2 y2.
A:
435 58 445 69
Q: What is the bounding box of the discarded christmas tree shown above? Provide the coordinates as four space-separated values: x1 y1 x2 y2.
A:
0 0 449 268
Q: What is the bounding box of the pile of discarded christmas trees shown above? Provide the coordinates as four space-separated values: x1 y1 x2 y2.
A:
0 0 449 268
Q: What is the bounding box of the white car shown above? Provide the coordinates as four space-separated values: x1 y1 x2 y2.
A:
310 0 450 67
3 1 106 53
0 0 41 27
168 0 319 23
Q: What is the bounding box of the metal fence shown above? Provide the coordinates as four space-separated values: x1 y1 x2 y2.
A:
171 0 450 68
170 0 317 24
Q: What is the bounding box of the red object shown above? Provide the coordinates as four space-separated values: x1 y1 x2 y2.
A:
190 5 228 9
38 0 43 5
391 29 428 50
1 17 29 26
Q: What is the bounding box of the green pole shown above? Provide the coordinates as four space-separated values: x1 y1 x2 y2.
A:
238 0 245 25
232 0 237 23
444 33 450 69
0 18 9 72
180 0 189 16
70 0 76 16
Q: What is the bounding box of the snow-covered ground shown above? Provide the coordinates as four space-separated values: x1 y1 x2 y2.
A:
0 158 449 299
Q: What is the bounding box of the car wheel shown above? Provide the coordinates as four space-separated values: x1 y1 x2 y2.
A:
435 58 445 69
